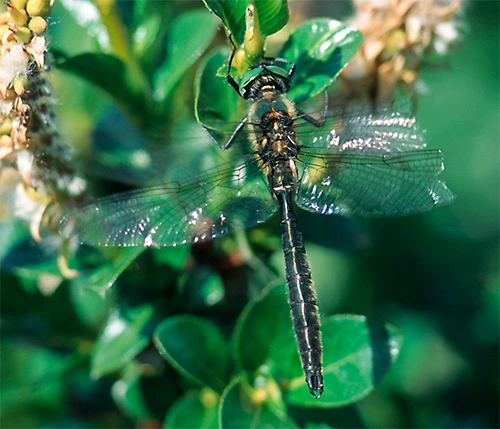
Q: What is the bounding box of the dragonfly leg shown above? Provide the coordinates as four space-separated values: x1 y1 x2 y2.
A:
226 34 241 95
222 115 248 150
296 89 329 128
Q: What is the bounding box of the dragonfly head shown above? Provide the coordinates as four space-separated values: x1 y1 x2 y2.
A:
239 63 291 101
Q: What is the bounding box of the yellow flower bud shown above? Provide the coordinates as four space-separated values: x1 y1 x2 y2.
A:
0 24 12 40
0 134 13 148
28 16 47 34
11 0 28 10
7 4 29 26
26 0 53 18
0 118 13 135
13 74 28 95
13 26 32 43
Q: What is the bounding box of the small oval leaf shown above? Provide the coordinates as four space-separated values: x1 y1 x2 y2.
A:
73 247 144 294
153 315 230 392
91 304 156 378
279 19 363 101
194 49 243 143
111 366 151 421
233 283 291 375
154 10 219 102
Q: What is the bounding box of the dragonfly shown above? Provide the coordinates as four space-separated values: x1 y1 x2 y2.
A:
60 47 454 399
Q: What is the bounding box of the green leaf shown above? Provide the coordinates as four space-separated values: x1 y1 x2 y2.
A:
179 265 225 310
253 0 289 37
112 361 180 422
73 247 145 295
132 13 164 60
286 315 403 407
234 283 291 375
279 18 363 101
153 246 189 271
203 0 288 44
194 49 243 143
153 10 219 102
58 0 111 52
111 364 151 421
219 377 297 428
202 0 246 43
165 391 219 429
131 0 170 63
91 303 156 378
69 277 114 329
56 53 151 124
153 315 231 392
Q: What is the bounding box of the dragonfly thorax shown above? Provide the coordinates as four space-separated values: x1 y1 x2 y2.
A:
239 66 290 100
247 93 300 194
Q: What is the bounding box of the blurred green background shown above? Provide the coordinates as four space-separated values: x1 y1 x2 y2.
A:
1 0 498 428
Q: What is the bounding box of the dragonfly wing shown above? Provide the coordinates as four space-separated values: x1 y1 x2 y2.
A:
60 156 277 247
296 111 454 217
298 108 428 151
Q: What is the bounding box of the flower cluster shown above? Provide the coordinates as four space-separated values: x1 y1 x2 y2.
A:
341 0 464 103
0 0 86 243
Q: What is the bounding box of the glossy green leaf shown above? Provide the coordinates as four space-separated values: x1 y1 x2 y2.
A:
58 0 111 52
112 361 180 422
234 283 291 375
179 265 225 310
203 0 288 44
111 364 151 421
69 276 114 329
131 0 170 62
194 49 243 143
286 315 403 407
279 19 363 102
91 304 156 378
154 10 219 102
219 377 297 428
132 13 164 60
73 247 145 294
153 246 189 271
165 390 218 429
253 0 289 38
56 53 150 123
153 315 230 392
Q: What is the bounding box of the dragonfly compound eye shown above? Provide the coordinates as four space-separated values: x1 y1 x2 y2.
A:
239 64 291 100
239 67 265 99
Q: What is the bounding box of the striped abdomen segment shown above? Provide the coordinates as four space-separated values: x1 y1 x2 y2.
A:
275 189 323 398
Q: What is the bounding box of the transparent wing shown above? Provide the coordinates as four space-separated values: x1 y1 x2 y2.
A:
296 111 455 217
60 155 277 247
202 100 417 150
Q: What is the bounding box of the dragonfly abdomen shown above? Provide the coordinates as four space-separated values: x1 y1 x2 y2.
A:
275 189 323 398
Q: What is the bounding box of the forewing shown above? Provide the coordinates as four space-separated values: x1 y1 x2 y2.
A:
296 111 454 217
60 156 276 247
